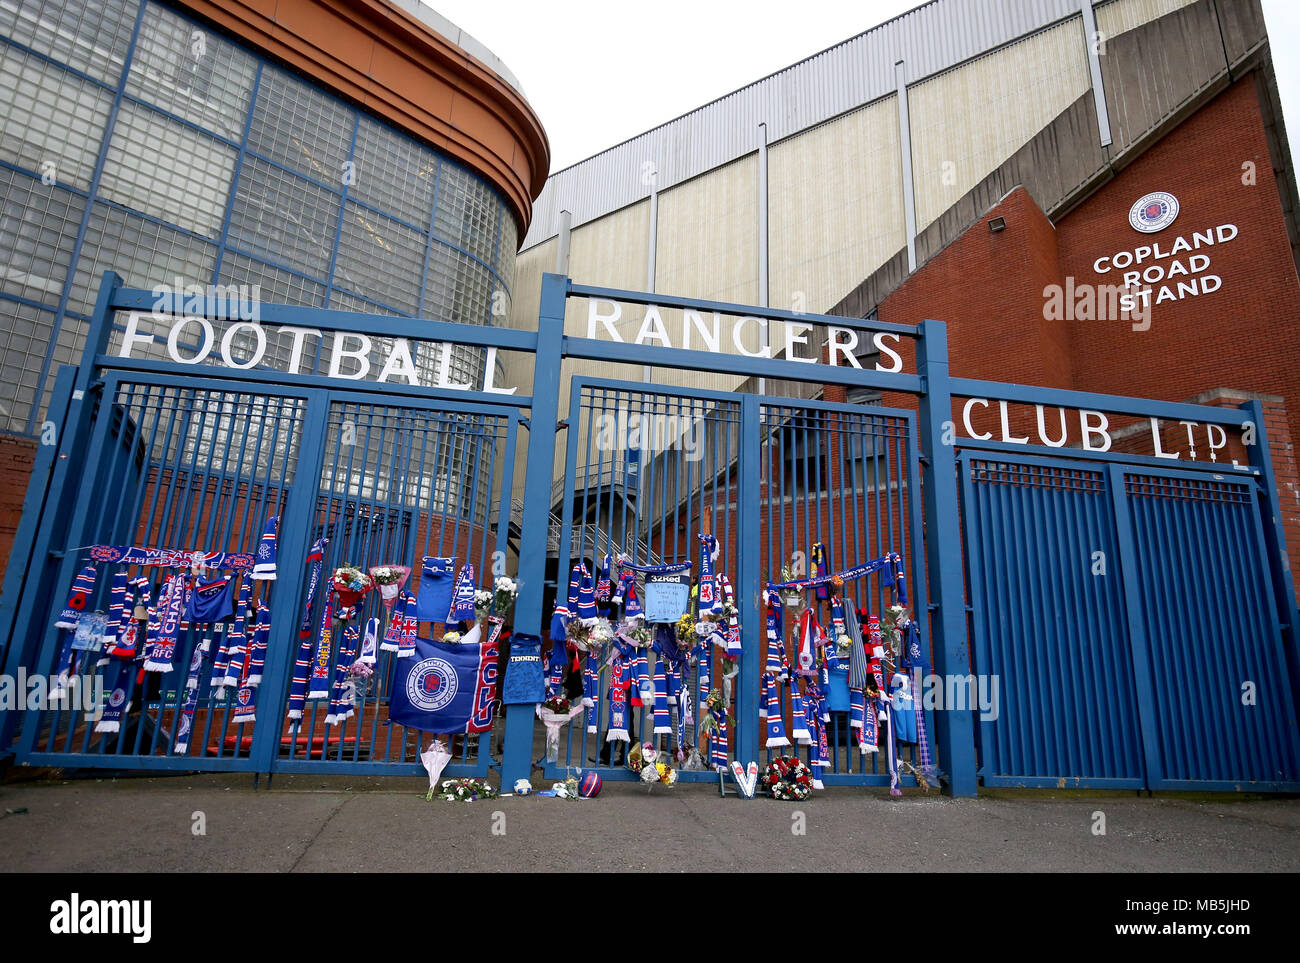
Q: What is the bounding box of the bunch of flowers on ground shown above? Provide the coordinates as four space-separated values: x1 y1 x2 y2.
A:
435 778 499 802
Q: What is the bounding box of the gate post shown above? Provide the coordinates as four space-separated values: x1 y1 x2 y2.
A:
736 393 762 766
249 392 331 773
1241 399 1300 725
916 320 977 797
500 273 568 788
1 272 122 758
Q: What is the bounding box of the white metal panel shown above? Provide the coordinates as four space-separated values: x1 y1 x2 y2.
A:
1095 0 1199 38
769 97 905 315
523 0 1084 248
908 16 1091 229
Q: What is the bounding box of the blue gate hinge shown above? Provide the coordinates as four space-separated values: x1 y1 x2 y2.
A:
917 454 930 466
519 416 530 429
557 419 569 431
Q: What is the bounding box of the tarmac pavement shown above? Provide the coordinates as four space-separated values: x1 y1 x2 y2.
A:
1 771 1298 872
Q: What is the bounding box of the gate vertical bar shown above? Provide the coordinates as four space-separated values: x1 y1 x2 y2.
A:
501 273 567 787
737 392 761 766
916 319 976 796
252 391 330 774
1241 399 1300 721
1105 463 1164 787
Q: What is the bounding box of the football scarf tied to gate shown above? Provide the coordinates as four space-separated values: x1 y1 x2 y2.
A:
252 515 278 581
447 563 477 623
84 545 256 570
596 554 613 603
287 538 328 721
697 534 722 616
173 636 211 754
212 578 253 694
143 572 191 673
54 565 96 629
324 624 360 726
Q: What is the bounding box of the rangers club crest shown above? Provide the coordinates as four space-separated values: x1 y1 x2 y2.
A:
407 657 459 712
1129 191 1179 233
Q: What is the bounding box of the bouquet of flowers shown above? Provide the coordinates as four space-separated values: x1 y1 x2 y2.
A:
346 660 373 707
332 565 374 618
567 616 612 652
436 777 499 802
778 558 805 608
536 696 584 762
474 575 519 622
368 564 411 609
443 630 463 644
675 612 697 648
628 742 678 786
698 687 728 736
616 620 652 648
552 776 581 799
881 603 911 664
493 575 518 616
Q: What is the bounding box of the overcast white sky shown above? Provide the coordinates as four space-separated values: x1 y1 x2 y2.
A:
422 0 1300 175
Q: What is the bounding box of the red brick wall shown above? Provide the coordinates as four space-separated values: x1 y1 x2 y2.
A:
1056 76 1300 457
863 73 1300 588
0 433 37 589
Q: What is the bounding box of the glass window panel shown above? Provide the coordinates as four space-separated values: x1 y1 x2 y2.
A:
0 0 138 85
247 65 352 184
226 155 338 279
0 298 54 431
0 44 113 189
125 3 257 141
70 201 215 315
425 242 496 325
99 100 236 238
0 168 83 305
218 250 325 309
432 162 500 267
350 116 437 230
333 201 423 316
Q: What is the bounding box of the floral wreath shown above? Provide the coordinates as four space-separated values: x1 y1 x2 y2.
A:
764 755 813 801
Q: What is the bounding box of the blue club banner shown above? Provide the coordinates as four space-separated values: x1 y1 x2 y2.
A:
389 635 498 733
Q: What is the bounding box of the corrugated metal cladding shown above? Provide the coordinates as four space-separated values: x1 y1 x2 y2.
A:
523 0 1085 250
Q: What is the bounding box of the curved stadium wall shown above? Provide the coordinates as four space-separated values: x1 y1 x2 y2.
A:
0 0 530 438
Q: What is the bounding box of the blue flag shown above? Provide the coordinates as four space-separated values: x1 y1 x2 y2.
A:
389 635 497 733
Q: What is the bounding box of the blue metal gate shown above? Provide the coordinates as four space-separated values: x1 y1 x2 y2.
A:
2 270 1297 795
961 450 1300 791
541 382 934 787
